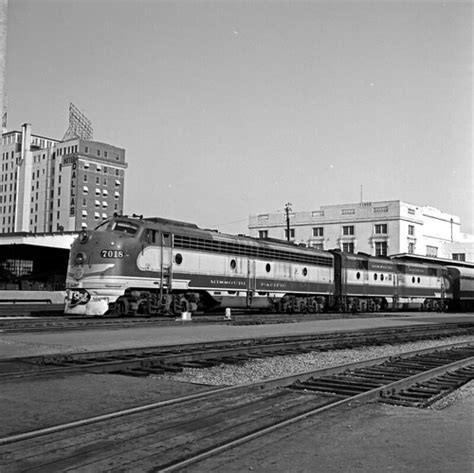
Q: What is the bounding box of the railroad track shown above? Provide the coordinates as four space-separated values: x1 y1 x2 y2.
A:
0 311 466 333
1 323 473 381
1 342 472 472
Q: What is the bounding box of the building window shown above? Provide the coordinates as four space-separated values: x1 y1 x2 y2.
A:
284 228 295 239
408 242 415 254
452 253 465 261
85 146 89 153
374 224 387 234
408 208 415 215
312 227 324 237
375 241 388 256
426 245 438 257
83 175 88 182
408 225 415 236
373 206 388 213
258 230 268 239
342 242 354 253
341 209 355 215
342 225 354 236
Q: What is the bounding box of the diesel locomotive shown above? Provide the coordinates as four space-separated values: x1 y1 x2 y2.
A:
64 215 452 316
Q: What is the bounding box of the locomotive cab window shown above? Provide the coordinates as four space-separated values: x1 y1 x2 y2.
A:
162 233 171 246
111 220 139 235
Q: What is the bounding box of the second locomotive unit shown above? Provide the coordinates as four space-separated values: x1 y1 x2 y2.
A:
65 215 451 316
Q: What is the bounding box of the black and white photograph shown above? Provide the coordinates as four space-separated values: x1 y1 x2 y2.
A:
0 0 472 471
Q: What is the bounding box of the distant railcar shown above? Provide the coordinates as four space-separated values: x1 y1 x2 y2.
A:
446 266 474 311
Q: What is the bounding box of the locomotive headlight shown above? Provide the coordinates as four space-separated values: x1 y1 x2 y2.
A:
79 230 89 244
75 252 87 265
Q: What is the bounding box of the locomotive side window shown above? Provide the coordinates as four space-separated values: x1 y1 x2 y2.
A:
374 273 378 281
145 229 157 244
412 277 416 283
381 274 384 281
230 259 237 270
417 277 421 283
356 272 361 280
175 253 183 265
266 263 271 273
302 267 308 276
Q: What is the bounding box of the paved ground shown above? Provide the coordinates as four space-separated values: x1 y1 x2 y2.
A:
1 313 472 471
0 313 472 359
187 387 474 473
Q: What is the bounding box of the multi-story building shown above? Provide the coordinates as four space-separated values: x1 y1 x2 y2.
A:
1 123 127 233
249 200 474 262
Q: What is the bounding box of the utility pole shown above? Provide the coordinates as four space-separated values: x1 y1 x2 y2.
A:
284 202 292 242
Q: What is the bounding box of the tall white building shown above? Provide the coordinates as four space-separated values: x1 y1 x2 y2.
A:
1 123 127 233
249 200 474 262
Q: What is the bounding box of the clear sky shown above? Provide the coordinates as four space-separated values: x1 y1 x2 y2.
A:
5 0 473 234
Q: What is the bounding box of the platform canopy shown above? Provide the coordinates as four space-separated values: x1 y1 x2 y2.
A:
0 232 78 250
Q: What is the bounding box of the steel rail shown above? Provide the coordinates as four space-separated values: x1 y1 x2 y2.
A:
1 325 471 381
0 342 472 468
158 350 474 472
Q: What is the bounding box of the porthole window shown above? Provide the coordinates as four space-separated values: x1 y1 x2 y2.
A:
302 267 308 276
356 272 361 280
230 259 236 270
266 263 271 273
374 273 378 281
417 277 421 284
381 274 384 281
175 253 183 265
412 277 416 283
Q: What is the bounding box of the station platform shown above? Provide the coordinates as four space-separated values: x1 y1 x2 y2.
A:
0 313 473 360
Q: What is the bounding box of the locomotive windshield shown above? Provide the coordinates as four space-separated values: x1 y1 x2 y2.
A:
95 219 139 235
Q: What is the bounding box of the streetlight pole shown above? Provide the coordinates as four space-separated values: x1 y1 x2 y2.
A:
284 202 292 242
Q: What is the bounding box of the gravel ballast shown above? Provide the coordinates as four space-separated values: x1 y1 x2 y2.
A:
154 335 474 386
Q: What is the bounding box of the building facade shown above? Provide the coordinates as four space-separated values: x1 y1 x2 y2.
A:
249 200 474 262
1 123 127 233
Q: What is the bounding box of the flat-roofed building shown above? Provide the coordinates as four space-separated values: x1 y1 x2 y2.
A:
1 123 127 233
249 200 474 262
